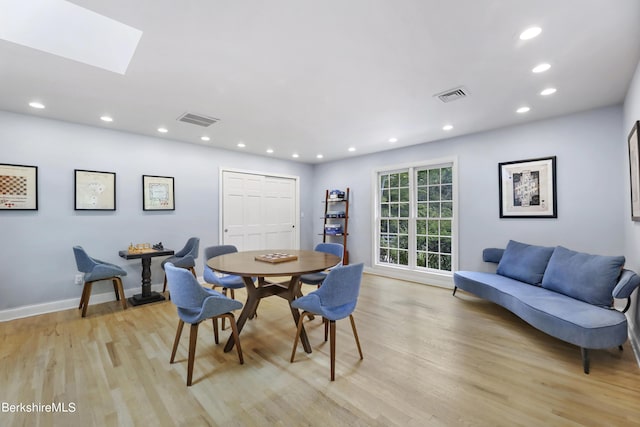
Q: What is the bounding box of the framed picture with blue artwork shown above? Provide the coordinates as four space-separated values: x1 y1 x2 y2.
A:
498 156 557 218
628 121 640 221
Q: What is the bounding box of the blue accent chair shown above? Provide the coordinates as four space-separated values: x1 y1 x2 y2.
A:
165 263 244 386
73 246 128 317
290 263 364 381
299 243 344 288
162 237 200 293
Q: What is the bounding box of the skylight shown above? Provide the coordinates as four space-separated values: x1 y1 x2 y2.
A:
0 0 142 75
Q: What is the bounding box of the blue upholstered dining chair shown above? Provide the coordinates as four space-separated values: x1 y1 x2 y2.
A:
162 237 200 293
203 245 246 299
290 263 364 381
165 263 244 386
73 246 128 317
299 243 344 288
203 244 254 329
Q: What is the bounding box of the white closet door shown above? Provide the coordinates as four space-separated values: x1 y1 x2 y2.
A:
222 170 298 250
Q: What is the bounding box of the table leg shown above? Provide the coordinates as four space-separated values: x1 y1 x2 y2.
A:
224 276 259 352
128 256 165 306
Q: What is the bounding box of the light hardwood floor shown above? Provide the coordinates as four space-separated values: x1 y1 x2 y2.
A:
1 274 639 426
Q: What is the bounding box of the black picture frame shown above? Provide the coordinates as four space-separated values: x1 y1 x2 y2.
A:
628 121 640 221
499 156 557 218
0 163 38 210
142 175 175 211
74 169 116 210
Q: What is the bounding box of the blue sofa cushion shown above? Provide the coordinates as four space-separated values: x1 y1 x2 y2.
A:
541 246 625 307
496 240 554 285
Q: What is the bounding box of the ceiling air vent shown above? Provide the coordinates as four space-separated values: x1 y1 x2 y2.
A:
434 86 468 103
177 112 219 127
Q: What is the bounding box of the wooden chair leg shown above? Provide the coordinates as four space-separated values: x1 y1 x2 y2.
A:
112 279 120 301
187 323 199 386
162 273 168 293
115 277 127 311
221 288 228 330
324 318 329 342
79 282 89 309
349 314 363 360
170 320 185 363
225 313 244 364
330 320 336 381
212 317 219 344
189 267 197 277
290 312 309 363
81 282 93 317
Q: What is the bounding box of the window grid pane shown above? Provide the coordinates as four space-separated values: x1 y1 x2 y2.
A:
415 166 454 272
378 171 410 266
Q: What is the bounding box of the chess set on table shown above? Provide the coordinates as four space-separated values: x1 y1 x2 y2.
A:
127 242 165 254
255 252 298 263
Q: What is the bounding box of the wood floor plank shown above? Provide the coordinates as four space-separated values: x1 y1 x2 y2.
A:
1 273 639 426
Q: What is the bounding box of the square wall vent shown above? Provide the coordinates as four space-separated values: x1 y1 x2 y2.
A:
177 112 219 127
433 86 469 103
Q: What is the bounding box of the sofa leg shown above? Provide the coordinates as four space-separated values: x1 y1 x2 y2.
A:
581 348 590 374
452 286 457 296
619 345 624 351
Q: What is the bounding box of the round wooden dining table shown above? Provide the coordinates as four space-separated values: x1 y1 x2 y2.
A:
207 249 341 354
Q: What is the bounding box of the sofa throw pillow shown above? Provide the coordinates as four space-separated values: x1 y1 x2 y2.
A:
541 246 625 307
496 240 555 285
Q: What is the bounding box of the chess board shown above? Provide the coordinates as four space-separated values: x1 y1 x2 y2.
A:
128 248 159 254
255 252 298 263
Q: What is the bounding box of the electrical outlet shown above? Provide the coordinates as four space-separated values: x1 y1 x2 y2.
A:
74 274 83 285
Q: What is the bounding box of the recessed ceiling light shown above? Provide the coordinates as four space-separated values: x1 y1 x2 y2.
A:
519 26 542 40
532 63 551 73
316 154 324 159
29 101 45 109
266 148 274 154
516 106 531 114
200 136 210 141
443 124 453 131
292 153 299 158
157 127 168 133
237 142 246 148
100 116 113 122
540 88 557 96
388 137 398 143
348 147 356 152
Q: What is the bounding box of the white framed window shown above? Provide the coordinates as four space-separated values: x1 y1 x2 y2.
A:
372 157 458 285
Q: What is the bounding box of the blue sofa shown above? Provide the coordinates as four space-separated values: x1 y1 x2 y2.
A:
453 240 640 373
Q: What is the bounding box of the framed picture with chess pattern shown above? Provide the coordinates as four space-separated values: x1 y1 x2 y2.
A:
0 163 38 210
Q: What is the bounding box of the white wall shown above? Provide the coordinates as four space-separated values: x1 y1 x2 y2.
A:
0 111 315 313
313 105 626 277
623 58 640 356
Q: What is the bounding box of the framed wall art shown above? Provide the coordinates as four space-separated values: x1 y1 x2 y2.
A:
499 156 557 218
74 169 116 210
142 175 175 211
0 163 38 210
628 120 640 221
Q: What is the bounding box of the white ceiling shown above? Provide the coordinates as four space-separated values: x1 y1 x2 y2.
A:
1 0 640 163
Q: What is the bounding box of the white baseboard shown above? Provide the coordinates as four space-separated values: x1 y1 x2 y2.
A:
628 320 640 368
364 265 454 288
0 282 166 322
